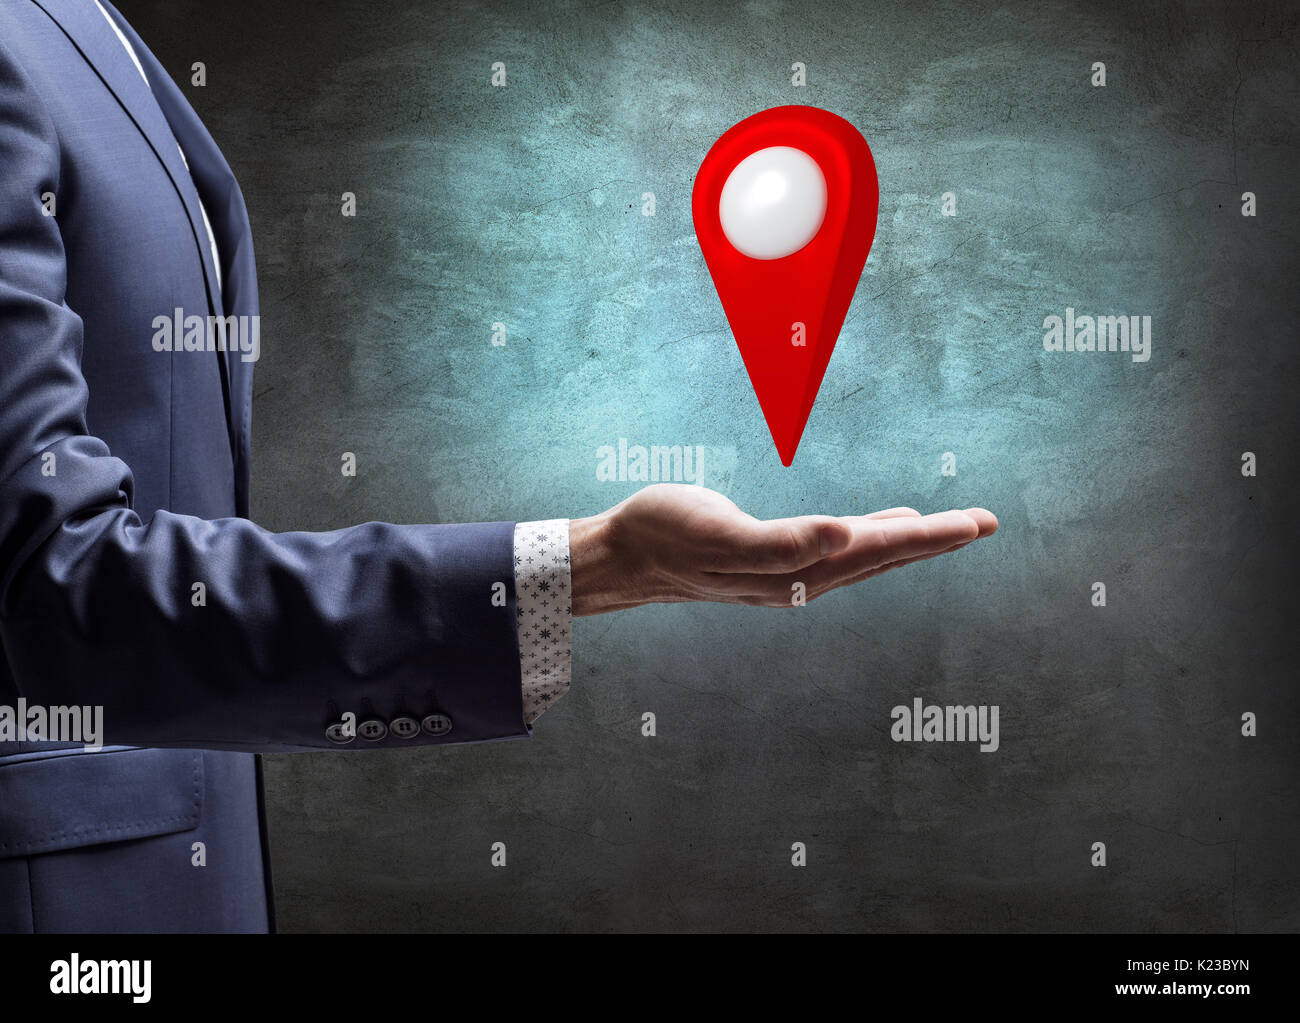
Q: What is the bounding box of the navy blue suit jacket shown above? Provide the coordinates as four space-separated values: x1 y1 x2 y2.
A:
0 0 530 932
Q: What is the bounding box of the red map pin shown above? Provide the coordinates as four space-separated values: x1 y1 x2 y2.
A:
692 106 879 465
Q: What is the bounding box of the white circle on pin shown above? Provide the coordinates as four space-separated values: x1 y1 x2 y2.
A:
718 146 827 260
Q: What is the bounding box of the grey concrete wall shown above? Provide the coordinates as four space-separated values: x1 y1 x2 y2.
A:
117 0 1299 931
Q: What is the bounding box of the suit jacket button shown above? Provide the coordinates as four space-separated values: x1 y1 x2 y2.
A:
358 718 388 741
390 715 421 739
421 713 453 737
325 722 354 745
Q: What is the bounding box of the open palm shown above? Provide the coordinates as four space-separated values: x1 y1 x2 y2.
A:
570 484 997 615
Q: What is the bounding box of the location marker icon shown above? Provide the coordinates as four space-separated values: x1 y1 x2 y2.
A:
692 106 879 465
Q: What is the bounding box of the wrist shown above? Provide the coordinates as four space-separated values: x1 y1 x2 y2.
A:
569 510 627 616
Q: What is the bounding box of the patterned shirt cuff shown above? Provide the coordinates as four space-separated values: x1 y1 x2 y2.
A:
512 519 572 726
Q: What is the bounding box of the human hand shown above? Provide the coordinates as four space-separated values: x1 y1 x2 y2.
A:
568 484 997 616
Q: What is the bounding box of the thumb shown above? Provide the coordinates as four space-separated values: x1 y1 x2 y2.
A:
713 516 852 573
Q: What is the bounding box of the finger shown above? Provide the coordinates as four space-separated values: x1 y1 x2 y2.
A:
962 507 999 537
865 507 921 520
833 536 978 588
700 510 980 597
771 534 984 605
837 510 997 585
711 508 922 572
818 510 997 592
845 509 980 566
706 514 854 574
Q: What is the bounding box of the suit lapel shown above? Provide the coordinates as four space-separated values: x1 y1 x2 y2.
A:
100 0 260 518
33 0 228 341
34 0 259 519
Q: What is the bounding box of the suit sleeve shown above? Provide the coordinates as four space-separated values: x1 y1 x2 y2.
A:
0 43 529 753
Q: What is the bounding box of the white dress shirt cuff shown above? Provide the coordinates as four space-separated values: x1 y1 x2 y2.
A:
512 520 572 726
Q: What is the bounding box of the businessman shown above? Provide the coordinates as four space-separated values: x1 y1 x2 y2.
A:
0 0 997 932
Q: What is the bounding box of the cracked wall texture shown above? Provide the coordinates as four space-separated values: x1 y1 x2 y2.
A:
117 0 1299 931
